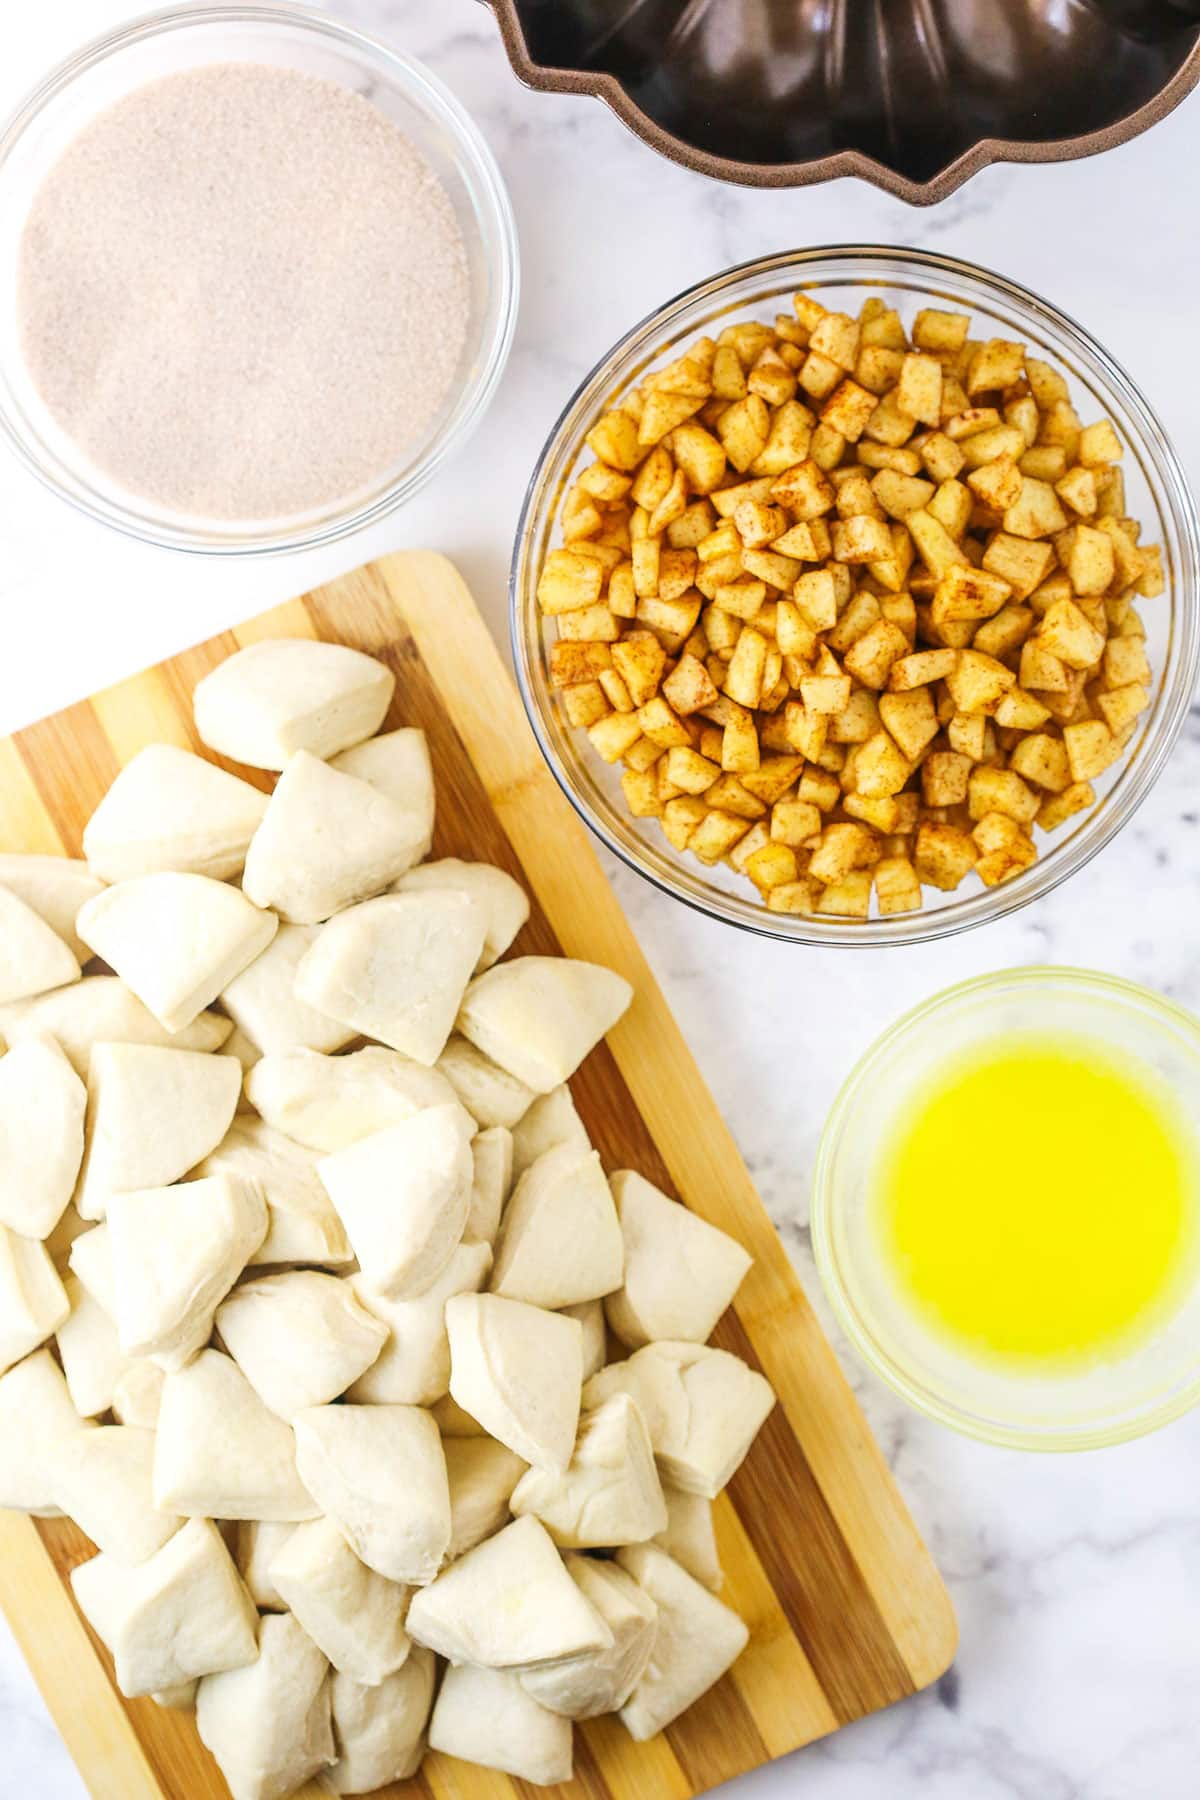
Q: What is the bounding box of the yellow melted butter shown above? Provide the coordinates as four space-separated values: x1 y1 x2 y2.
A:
874 1031 1199 1369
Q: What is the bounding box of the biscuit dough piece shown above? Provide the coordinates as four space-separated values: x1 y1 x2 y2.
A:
0 976 231 1075
192 637 394 770
0 1349 93 1515
0 1036 85 1238
585 1343 776 1500
82 744 269 882
223 1026 260 1084
520 1555 658 1721
491 1143 624 1310
44 1202 88 1271
564 1299 607 1381
76 873 277 1033
0 854 103 961
68 1224 115 1317
0 1227 69 1375
347 1241 492 1407
292 1403 450 1585
78 1043 242 1221
56 1273 133 1417
457 956 632 1093
510 1393 667 1549
443 1436 527 1561
510 1084 590 1179
328 1652 437 1793
220 922 355 1056
216 1271 387 1418
616 1544 749 1740
318 1105 473 1299
242 752 428 924
196 1117 352 1268
51 1201 101 1269
269 1515 412 1685
154 1350 319 1522
108 1175 268 1370
67 1553 136 1663
55 1426 182 1565
436 1035 536 1130
654 1486 722 1592
71 1518 258 1698
431 1393 487 1438
406 1514 612 1669
196 1611 335 1800
244 1045 458 1153
465 1127 513 1245
295 891 486 1064
234 1521 295 1612
0 884 80 1005
446 1293 582 1474
605 1170 753 1348
395 859 529 971
331 727 435 862
428 1663 573 1786
111 1359 165 1430
153 1682 198 1711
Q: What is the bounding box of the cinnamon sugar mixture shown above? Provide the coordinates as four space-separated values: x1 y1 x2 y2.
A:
18 63 470 520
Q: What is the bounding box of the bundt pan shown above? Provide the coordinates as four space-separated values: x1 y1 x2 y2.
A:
481 0 1200 204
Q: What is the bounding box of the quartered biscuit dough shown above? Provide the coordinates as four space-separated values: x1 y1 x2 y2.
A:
317 1104 473 1299
242 751 428 924
457 955 632 1092
0 1036 85 1239
76 873 276 1034
192 637 394 770
244 1044 457 1153
445 1292 582 1474
82 743 268 883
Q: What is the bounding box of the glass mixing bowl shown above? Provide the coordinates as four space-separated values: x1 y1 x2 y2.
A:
511 248 1200 947
0 2 519 554
812 968 1200 1450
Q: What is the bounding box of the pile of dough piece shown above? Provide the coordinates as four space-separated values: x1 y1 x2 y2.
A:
0 637 776 1796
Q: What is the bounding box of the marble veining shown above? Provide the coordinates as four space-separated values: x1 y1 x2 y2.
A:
2 3 1199 1796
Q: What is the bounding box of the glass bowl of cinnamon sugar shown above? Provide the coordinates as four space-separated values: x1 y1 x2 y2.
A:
0 4 519 554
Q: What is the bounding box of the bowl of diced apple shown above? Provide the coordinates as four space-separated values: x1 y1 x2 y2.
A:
511 246 1200 946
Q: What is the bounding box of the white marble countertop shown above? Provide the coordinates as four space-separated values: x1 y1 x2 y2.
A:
2 4 1200 1797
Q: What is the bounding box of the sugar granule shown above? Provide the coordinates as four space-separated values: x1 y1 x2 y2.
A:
18 63 472 521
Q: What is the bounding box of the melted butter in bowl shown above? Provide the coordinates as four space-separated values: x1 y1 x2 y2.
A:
814 967 1200 1449
875 1029 1199 1372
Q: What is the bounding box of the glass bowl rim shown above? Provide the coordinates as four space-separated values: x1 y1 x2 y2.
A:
811 963 1200 1450
0 0 521 556
509 244 1200 949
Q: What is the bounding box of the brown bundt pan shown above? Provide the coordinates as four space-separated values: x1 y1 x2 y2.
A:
481 0 1200 205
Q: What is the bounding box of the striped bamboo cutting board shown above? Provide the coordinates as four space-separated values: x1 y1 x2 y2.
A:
0 552 956 1800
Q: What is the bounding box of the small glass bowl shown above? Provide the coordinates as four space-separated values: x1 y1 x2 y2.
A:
812 967 1200 1450
0 2 519 554
511 248 1200 947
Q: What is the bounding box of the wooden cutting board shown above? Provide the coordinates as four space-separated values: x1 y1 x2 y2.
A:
0 552 955 1800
